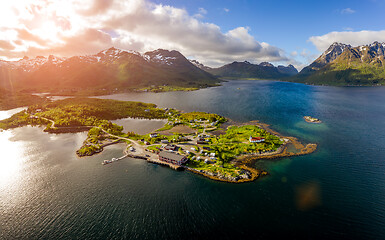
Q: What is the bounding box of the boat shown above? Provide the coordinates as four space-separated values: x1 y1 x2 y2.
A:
102 160 111 165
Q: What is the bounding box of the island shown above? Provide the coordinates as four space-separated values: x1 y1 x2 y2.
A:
0 97 317 183
304 116 322 123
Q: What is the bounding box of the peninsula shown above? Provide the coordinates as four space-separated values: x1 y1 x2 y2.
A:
0 97 317 183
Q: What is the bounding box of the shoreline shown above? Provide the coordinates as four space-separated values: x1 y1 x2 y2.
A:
191 119 317 183
74 118 317 183
1 104 317 183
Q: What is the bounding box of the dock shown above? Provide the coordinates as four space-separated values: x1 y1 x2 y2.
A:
102 150 182 171
147 158 183 170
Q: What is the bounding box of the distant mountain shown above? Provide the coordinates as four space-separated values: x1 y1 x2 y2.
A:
0 48 219 94
192 60 298 79
291 42 385 85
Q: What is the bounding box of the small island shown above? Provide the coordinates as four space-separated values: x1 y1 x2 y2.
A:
0 98 317 183
304 116 322 123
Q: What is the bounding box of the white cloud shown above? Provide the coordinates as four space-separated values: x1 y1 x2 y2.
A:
223 8 230 13
193 7 207 19
198 7 207 15
309 30 385 52
341 8 355 14
0 0 292 67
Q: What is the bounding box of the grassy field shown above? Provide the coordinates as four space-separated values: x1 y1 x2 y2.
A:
186 159 242 177
0 98 166 130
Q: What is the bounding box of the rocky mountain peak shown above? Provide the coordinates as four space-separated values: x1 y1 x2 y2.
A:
322 42 350 60
144 49 186 66
259 62 274 67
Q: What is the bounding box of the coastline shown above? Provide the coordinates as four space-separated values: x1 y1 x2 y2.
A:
192 119 317 183
1 102 317 184
74 118 317 183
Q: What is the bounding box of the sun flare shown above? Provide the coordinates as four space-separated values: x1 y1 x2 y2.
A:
0 131 26 185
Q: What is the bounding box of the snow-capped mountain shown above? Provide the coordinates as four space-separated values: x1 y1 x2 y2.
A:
293 41 385 85
0 47 219 92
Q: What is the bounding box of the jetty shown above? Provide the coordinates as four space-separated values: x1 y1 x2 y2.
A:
102 151 182 170
147 158 182 170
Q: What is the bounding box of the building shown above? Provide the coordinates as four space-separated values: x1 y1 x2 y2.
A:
197 138 208 144
159 151 187 166
150 133 159 138
164 144 177 151
249 136 265 143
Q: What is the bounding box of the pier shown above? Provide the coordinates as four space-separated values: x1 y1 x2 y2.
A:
147 158 183 170
102 152 182 170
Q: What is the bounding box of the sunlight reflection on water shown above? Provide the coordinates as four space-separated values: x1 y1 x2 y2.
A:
0 107 27 121
0 130 27 186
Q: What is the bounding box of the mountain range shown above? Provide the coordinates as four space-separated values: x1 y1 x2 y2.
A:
1 41 384 97
0 48 219 94
191 60 298 79
290 41 385 85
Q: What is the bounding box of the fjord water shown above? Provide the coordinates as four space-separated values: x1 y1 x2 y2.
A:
1 80 385 239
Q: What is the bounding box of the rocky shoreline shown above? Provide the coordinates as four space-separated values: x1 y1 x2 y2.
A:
185 165 268 183
303 116 322 123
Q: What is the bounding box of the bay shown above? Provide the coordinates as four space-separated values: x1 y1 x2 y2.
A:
1 80 385 239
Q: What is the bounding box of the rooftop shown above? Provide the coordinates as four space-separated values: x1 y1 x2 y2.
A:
159 151 186 161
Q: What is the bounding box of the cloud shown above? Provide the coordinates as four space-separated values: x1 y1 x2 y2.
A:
223 8 230 13
194 8 207 19
0 0 291 67
198 7 207 15
309 30 385 52
0 40 15 50
80 0 115 16
341 8 355 14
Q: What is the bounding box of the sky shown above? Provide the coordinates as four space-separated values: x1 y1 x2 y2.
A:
0 0 385 70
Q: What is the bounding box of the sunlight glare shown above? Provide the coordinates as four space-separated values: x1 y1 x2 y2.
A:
0 131 27 185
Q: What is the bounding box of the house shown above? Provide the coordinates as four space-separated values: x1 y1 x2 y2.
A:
164 144 177 151
249 136 265 143
159 151 187 166
161 139 169 144
150 133 159 138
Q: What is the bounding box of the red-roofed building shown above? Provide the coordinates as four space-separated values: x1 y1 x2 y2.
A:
249 136 265 143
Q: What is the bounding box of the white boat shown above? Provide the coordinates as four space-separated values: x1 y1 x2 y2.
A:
102 160 111 165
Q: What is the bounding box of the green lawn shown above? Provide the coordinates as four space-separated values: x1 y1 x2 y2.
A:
186 159 241 177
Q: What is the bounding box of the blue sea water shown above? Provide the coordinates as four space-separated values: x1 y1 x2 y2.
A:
1 80 385 239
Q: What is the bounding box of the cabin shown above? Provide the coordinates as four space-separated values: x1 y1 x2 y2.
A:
159 151 187 166
150 133 159 138
164 144 177 151
249 136 265 143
